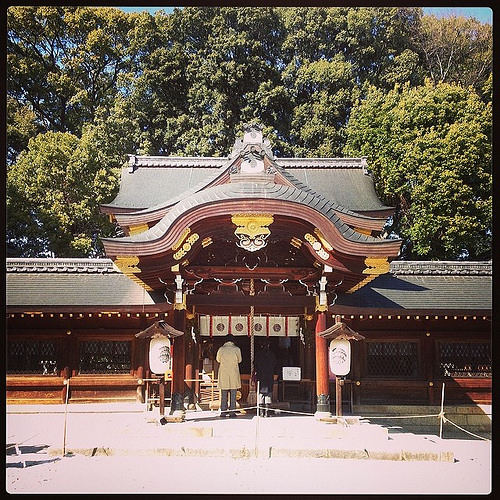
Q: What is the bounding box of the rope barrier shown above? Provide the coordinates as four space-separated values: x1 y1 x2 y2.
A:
442 415 491 441
259 409 490 440
236 407 491 441
5 435 39 452
202 403 491 443
222 405 315 417
271 408 315 416
360 414 441 419
23 378 487 442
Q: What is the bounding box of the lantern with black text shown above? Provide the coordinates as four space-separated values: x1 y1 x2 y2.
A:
329 339 351 376
149 336 172 376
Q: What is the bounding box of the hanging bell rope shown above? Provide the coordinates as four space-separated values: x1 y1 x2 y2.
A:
247 279 257 404
250 305 255 378
249 278 255 380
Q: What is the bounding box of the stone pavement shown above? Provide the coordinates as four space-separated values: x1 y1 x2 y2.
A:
6 402 491 464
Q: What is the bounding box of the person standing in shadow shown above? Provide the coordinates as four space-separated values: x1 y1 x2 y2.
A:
254 340 277 417
216 333 242 418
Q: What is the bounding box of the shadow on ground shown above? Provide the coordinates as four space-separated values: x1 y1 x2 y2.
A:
6 444 61 468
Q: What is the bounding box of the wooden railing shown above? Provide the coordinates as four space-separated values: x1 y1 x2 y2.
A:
142 372 220 411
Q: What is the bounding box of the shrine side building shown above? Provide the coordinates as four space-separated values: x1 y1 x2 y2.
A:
6 126 492 411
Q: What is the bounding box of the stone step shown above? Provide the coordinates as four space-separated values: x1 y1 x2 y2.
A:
353 404 491 416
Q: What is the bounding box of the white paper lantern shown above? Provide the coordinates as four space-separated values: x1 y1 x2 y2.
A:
149 336 172 375
329 339 351 376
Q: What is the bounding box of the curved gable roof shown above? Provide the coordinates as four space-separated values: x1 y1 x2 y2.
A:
101 126 401 273
109 157 391 233
101 156 228 213
275 158 393 215
102 155 393 218
101 181 402 258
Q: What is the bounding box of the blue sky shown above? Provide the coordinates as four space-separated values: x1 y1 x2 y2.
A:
117 6 492 24
423 7 492 24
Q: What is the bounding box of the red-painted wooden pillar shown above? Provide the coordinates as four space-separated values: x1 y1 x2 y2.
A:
172 309 186 395
315 311 330 415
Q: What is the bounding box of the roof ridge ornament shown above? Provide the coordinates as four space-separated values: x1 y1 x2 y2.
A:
128 154 137 173
229 123 275 165
5 258 116 273
390 260 492 275
243 122 263 143
241 146 265 173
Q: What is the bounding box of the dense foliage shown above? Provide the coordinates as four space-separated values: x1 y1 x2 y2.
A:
6 6 492 260
344 81 492 260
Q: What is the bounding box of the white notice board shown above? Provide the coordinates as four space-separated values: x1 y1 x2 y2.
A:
282 366 301 381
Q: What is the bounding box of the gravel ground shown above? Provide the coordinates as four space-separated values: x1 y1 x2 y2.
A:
6 405 492 495
6 442 492 495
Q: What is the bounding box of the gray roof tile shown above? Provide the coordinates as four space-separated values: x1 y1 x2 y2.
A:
112 181 384 247
104 156 392 215
336 273 492 311
6 259 491 313
6 259 157 307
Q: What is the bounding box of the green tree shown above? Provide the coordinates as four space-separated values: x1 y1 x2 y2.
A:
344 81 492 260
6 131 120 257
284 56 357 156
6 97 41 166
6 6 493 259
280 7 423 89
7 6 134 136
409 13 492 97
278 7 423 156
338 7 424 89
123 7 288 156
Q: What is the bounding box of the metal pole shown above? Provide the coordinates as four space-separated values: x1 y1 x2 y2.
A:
439 382 445 439
256 380 260 417
255 380 260 458
62 378 69 457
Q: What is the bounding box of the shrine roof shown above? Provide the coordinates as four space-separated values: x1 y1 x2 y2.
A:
102 157 225 211
6 259 492 314
6 258 161 308
103 181 390 248
335 261 492 313
276 161 390 214
101 155 392 215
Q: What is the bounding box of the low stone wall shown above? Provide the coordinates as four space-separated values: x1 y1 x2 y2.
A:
352 404 491 439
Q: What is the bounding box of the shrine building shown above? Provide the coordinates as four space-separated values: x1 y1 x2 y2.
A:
6 125 492 413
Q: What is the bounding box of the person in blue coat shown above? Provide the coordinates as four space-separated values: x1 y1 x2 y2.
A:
254 340 277 417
